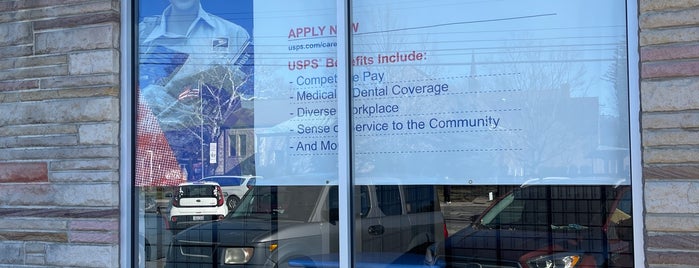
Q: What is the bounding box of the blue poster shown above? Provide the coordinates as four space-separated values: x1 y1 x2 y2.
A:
136 0 255 185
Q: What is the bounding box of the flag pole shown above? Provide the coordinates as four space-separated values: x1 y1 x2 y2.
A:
200 82 204 180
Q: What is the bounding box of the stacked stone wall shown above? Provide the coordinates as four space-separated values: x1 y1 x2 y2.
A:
0 0 121 267
640 0 699 267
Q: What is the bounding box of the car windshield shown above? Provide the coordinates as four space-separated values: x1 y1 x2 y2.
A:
200 177 244 186
229 186 325 222
478 186 617 231
176 185 218 198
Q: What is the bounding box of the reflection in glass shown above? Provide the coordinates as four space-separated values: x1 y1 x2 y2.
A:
134 0 339 267
350 0 630 185
166 186 337 267
137 0 253 185
350 0 633 267
429 185 633 268
132 0 636 267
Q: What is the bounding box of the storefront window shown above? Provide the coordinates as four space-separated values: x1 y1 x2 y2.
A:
134 0 339 267
349 0 634 266
132 0 637 267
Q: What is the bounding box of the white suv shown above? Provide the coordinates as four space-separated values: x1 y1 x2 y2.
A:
169 181 228 230
198 175 257 210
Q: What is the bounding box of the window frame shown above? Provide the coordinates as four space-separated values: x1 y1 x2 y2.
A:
120 0 135 266
119 1 644 267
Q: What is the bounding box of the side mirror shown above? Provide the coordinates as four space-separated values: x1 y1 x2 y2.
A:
469 214 480 223
165 193 173 198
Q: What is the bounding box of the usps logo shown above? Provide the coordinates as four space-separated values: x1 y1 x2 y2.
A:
212 37 229 52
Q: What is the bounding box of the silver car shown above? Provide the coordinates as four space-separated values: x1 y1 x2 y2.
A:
198 175 258 210
166 184 446 267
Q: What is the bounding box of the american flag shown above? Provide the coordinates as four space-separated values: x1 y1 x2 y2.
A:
135 100 185 186
177 86 200 100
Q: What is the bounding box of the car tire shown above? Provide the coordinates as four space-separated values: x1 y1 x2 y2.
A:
227 196 240 210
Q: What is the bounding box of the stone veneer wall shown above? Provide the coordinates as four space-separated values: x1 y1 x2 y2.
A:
1 0 699 267
640 0 699 267
0 0 121 267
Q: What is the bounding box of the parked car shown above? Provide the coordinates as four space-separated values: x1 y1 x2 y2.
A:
168 181 228 231
139 211 173 265
425 185 634 268
138 194 173 266
198 175 257 210
165 184 446 268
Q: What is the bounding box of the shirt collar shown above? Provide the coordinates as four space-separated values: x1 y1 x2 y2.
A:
142 3 214 44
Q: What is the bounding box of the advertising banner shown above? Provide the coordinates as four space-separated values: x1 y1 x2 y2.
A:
349 0 631 185
253 0 631 185
136 0 631 186
136 0 254 186
253 0 340 185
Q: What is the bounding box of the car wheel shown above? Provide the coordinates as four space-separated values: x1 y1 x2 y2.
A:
227 196 240 210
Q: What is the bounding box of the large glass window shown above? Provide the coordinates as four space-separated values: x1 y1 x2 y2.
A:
349 0 634 267
132 1 637 267
134 1 339 267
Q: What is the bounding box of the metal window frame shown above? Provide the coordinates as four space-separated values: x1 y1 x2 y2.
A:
337 1 353 267
625 1 645 267
119 1 644 267
120 0 134 266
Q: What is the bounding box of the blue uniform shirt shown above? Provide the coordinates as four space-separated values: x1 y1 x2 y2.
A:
139 3 251 130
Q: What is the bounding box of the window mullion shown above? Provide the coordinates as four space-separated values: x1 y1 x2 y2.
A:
337 0 353 267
